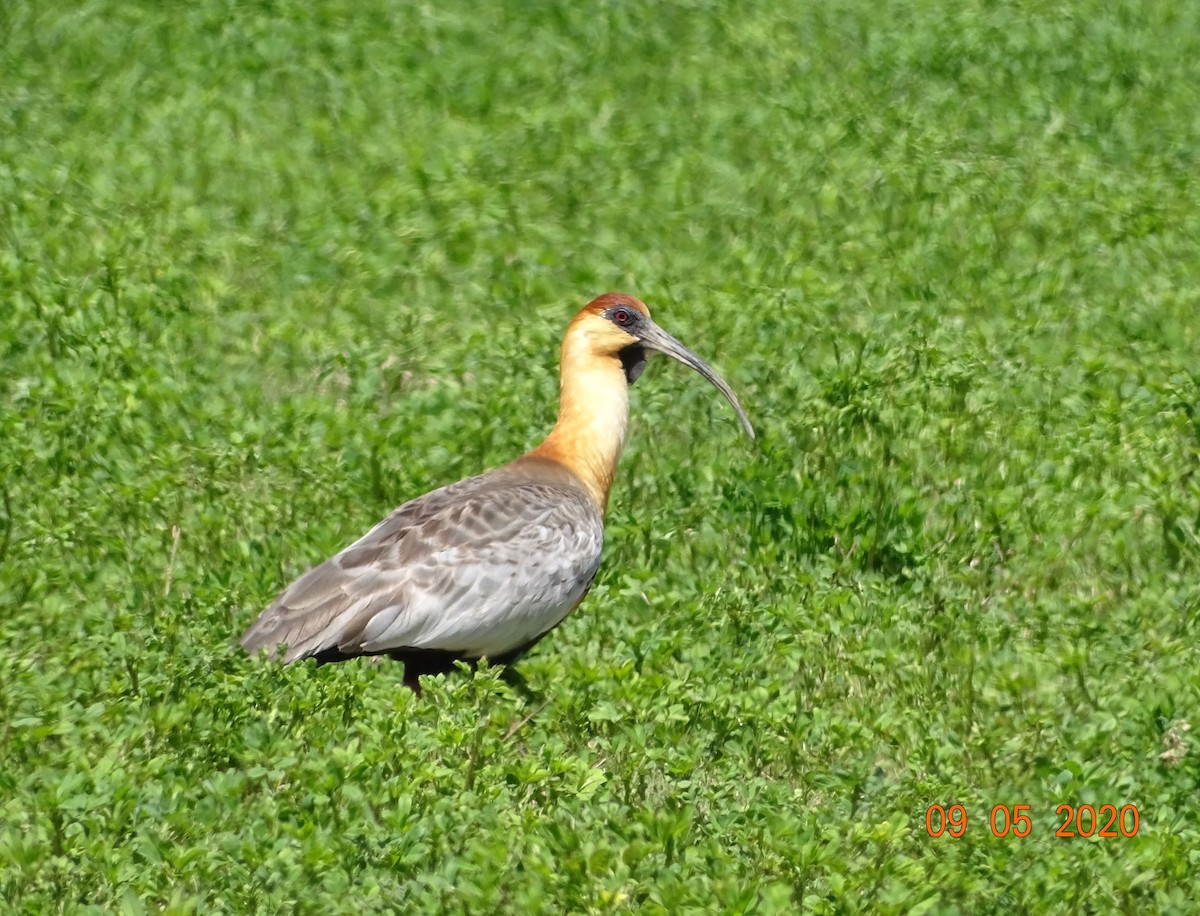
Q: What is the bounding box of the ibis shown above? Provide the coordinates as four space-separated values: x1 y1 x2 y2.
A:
240 292 754 690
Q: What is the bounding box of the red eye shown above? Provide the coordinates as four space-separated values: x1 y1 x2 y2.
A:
612 308 631 325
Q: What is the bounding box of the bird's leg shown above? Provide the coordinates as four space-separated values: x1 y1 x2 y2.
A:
499 665 539 702
402 666 423 696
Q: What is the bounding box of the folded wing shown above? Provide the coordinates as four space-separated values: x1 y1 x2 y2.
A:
240 471 604 663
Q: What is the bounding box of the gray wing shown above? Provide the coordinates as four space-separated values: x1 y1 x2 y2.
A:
240 473 604 663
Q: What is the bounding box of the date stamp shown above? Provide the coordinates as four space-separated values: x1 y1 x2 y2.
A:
924 803 1140 838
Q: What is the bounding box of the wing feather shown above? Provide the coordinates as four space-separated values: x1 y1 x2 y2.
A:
240 469 603 663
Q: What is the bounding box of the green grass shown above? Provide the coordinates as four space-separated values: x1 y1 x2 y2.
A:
3 0 1199 911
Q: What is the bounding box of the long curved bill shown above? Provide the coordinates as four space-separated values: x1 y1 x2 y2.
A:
636 319 756 440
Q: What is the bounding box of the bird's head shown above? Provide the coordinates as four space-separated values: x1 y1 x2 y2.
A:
568 292 755 439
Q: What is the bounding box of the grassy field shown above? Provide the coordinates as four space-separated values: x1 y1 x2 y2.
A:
3 0 1199 911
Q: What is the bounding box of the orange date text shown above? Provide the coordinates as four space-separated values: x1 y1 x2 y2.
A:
924 804 1139 838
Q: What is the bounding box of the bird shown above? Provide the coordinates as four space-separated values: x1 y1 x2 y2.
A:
240 292 754 692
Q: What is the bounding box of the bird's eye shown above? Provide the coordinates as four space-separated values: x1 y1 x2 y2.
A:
612 308 632 326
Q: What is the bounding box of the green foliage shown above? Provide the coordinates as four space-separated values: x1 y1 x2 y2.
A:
3 0 1199 911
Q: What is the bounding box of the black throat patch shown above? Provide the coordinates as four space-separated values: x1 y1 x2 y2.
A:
619 345 647 385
